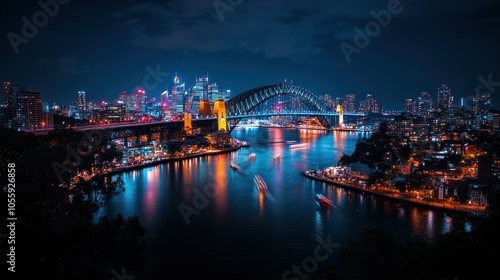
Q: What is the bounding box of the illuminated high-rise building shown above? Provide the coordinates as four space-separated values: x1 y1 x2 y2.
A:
343 94 356 113
437 84 453 111
208 83 219 104
359 94 380 113
135 89 146 113
405 98 415 114
172 74 185 113
418 91 432 117
78 91 87 113
160 90 169 107
2 81 14 107
16 89 42 130
1 82 17 128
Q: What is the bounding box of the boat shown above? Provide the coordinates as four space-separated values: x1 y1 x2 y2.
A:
230 162 240 170
249 153 256 159
315 194 333 208
289 143 309 150
272 153 281 160
254 175 268 193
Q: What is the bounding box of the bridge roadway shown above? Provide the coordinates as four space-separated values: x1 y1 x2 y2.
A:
27 111 365 137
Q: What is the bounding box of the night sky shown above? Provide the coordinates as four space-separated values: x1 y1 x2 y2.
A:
2 0 500 111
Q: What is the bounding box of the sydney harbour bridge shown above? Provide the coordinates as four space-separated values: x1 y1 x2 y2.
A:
31 84 365 143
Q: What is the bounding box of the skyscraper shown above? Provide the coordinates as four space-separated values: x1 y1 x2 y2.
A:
135 89 146 113
437 84 453 111
78 91 87 113
172 74 186 113
1 82 17 128
2 81 14 107
359 94 380 113
160 90 169 107
418 91 432 117
16 89 42 130
343 94 356 113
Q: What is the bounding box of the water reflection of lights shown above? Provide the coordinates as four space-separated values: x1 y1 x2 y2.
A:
427 211 434 231
258 191 265 216
398 206 405 218
299 129 327 135
464 220 472 232
335 188 342 205
442 214 452 233
144 166 160 216
314 210 325 237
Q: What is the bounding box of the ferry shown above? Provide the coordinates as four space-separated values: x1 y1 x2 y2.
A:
254 175 268 193
289 143 309 150
249 153 256 159
230 162 240 170
315 194 333 208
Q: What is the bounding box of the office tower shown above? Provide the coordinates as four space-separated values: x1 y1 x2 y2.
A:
405 98 417 114
135 89 146 113
117 91 136 120
2 81 14 107
195 74 209 100
418 92 432 117
437 84 453 111
118 91 127 103
471 91 492 115
359 94 380 113
172 74 186 113
1 82 17 128
343 94 356 113
16 89 42 130
160 90 169 107
104 103 125 123
78 91 87 112
208 83 219 104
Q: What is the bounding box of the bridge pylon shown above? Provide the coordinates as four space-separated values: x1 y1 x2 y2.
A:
184 112 193 135
212 99 227 132
198 99 211 117
336 104 344 125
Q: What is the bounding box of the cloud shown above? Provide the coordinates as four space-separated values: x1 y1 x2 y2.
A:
111 0 500 64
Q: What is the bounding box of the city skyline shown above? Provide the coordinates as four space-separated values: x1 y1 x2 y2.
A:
1 0 500 110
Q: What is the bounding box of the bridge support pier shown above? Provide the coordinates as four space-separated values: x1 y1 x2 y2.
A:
213 99 228 132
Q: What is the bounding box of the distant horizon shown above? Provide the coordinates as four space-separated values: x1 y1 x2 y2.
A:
2 78 496 113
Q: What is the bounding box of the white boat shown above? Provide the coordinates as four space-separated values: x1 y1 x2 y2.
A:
230 162 240 170
316 194 333 208
249 153 256 159
273 153 281 160
254 175 268 192
290 143 309 150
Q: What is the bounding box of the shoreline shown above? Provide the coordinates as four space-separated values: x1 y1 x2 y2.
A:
101 145 242 177
303 171 487 216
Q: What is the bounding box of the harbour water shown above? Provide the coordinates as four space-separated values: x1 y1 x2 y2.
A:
95 127 471 279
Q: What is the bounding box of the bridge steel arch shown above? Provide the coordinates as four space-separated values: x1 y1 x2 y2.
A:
225 84 334 129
